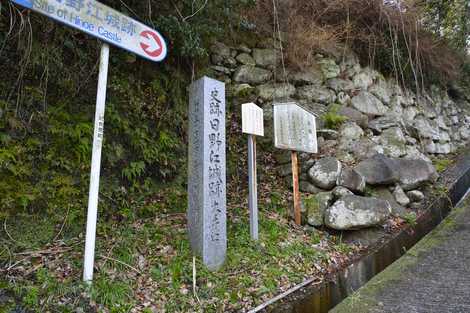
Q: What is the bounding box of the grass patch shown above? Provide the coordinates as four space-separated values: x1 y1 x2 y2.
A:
0 191 349 312
433 158 453 173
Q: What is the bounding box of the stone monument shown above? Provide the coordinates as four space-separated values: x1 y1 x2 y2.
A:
188 76 226 271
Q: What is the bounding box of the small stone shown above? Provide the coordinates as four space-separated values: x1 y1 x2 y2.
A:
353 71 374 90
369 79 392 104
317 129 339 140
288 66 324 86
210 41 230 55
300 181 324 194
224 56 238 68
339 122 364 140
211 65 231 75
308 157 342 190
237 44 251 53
296 85 336 104
257 83 296 101
338 106 368 128
368 116 398 134
236 53 256 66
232 84 256 98
337 92 352 106
374 187 407 218
327 78 355 92
332 186 354 198
460 126 470 140
404 146 432 164
233 65 272 84
434 143 451 154
319 58 341 79
403 107 418 125
393 185 410 206
337 168 366 193
407 190 425 202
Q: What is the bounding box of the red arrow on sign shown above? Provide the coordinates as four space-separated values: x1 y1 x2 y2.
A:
140 30 163 58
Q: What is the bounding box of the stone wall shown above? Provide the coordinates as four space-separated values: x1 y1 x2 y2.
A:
208 40 470 230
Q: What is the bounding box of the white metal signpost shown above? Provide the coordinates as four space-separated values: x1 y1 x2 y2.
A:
273 102 317 225
11 0 168 283
242 103 264 240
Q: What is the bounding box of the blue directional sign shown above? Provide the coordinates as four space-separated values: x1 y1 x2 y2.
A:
12 0 167 62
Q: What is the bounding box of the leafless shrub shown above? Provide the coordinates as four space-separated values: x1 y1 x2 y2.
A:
245 0 463 89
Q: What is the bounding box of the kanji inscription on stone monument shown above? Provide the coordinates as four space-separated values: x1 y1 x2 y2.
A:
188 77 226 271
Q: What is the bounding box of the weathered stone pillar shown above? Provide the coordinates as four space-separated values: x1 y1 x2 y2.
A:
188 76 226 271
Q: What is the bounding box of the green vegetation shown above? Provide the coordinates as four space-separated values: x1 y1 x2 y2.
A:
433 158 453 173
322 104 348 130
0 0 468 311
403 212 417 227
1 197 350 312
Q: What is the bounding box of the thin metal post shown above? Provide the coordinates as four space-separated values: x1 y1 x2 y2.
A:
248 135 258 240
291 151 301 225
83 43 110 283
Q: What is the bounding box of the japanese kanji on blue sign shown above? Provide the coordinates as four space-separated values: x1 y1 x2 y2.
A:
12 0 167 62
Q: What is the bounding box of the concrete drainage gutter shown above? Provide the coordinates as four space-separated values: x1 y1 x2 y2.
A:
249 150 470 313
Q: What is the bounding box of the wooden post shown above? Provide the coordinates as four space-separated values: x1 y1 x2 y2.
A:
248 135 258 240
291 151 301 225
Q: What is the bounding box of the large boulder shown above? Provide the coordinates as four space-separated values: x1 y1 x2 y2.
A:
355 154 398 185
412 116 440 140
338 106 369 128
233 65 272 84
355 154 438 190
324 195 391 230
236 53 256 66
369 79 392 104
288 66 324 86
252 48 279 69
300 181 324 194
297 85 336 104
257 83 296 101
351 92 388 116
337 168 366 193
368 116 398 134
308 157 342 190
379 127 407 158
392 158 438 190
